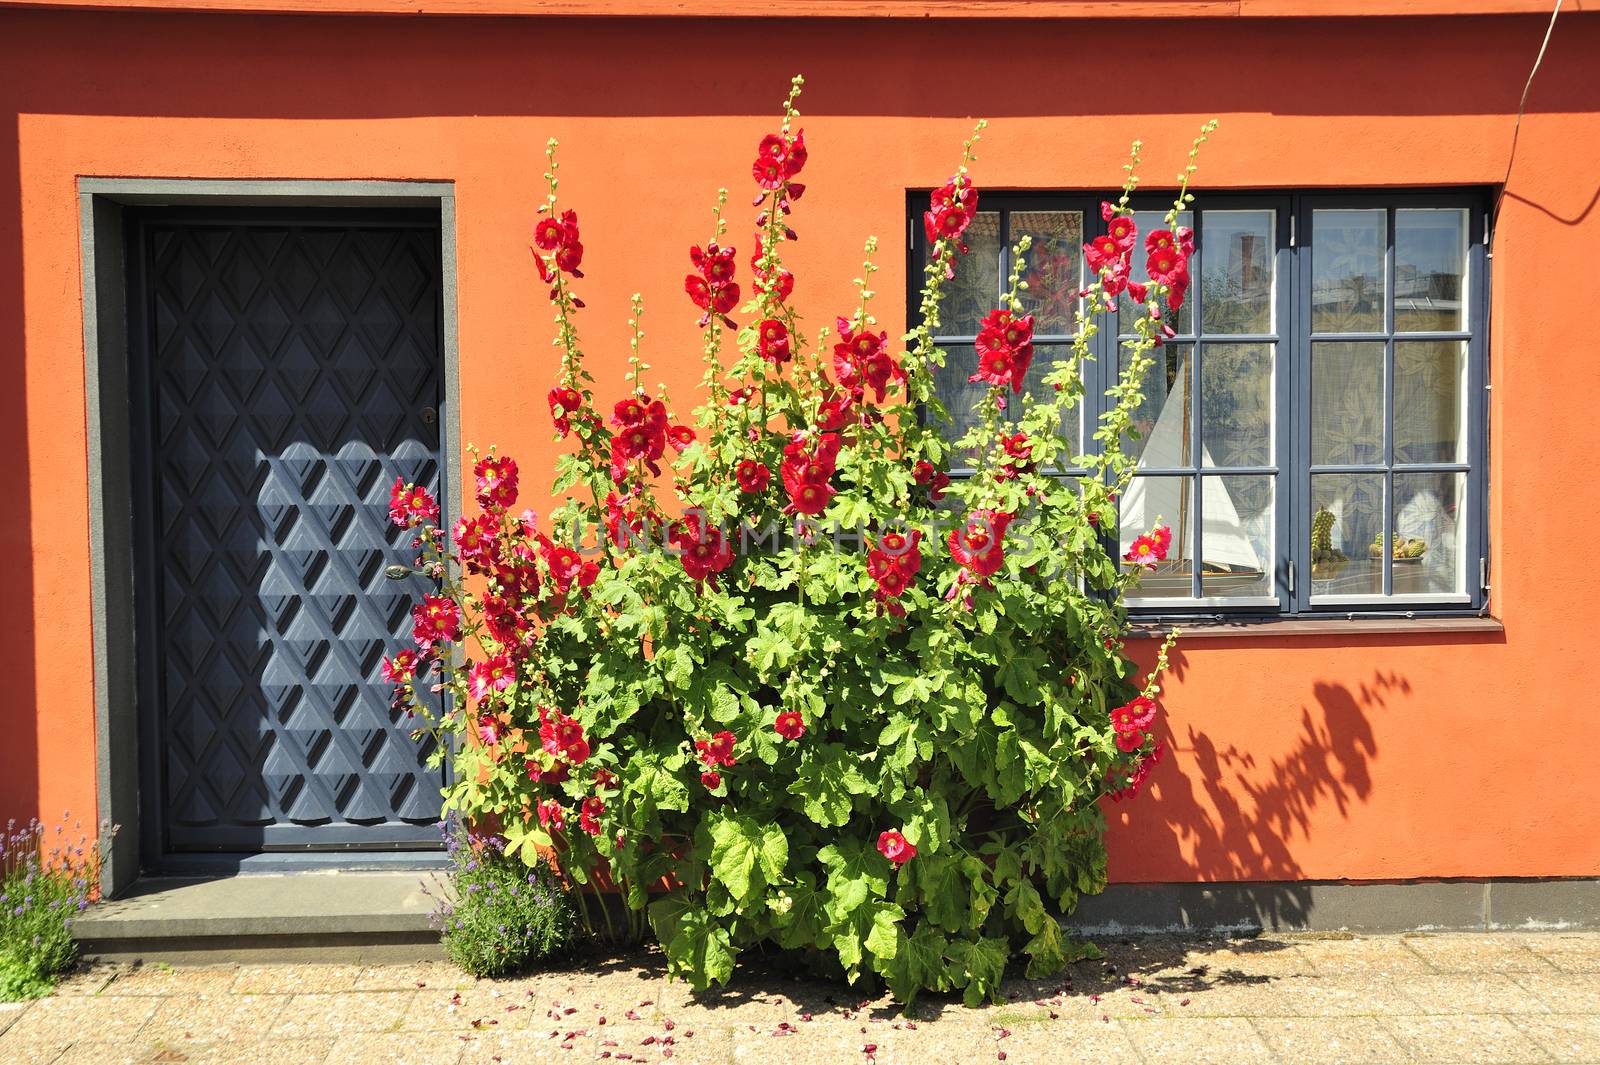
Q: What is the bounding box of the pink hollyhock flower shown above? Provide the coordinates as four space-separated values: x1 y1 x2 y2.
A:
695 730 738 769
381 650 419 684
735 460 771 494
388 477 439 528
474 456 519 510
877 830 916 865
757 318 792 364
1110 695 1159 735
469 653 515 702
579 796 605 836
452 514 499 572
774 710 806 741
1123 525 1171 570
411 594 460 650
948 510 1013 580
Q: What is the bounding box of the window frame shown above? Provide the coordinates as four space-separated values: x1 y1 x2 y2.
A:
906 187 1491 620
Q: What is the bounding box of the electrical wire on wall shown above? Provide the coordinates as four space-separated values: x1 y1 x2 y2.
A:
1490 0 1563 255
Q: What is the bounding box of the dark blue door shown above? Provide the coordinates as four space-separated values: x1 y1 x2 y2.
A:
130 209 445 855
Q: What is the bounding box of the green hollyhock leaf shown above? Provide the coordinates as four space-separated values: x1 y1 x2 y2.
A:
949 935 1010 1007
796 747 869 828
880 921 956 1003
709 813 767 904
652 897 736 991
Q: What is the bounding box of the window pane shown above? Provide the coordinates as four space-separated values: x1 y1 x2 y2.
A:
1201 210 1274 335
1200 343 1273 468
1017 344 1080 461
931 343 986 466
1396 209 1468 332
1394 472 1466 595
1118 210 1193 336
929 211 999 336
1395 340 1466 464
1200 475 1273 598
1311 341 1384 465
1121 343 1191 465
1310 473 1384 597
1312 209 1385 333
1013 211 1082 334
1121 474 1194 599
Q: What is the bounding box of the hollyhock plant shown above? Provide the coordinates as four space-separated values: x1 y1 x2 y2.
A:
385 78 1212 1005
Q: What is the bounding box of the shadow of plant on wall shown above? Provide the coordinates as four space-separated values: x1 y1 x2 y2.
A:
1106 650 1406 930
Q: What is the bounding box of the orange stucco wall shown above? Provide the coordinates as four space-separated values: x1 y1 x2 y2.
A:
2 8 1596 883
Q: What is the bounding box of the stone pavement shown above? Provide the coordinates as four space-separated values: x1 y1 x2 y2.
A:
2 932 1599 1064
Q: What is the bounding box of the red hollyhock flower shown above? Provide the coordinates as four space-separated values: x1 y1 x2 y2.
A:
1145 228 1176 255
579 796 605 836
555 240 584 278
1110 694 1159 735
877 830 916 865
1084 233 1125 273
815 380 857 432
752 250 795 304
1101 200 1118 223
774 710 805 741
537 799 566 831
1123 524 1171 571
687 242 740 322
475 456 519 510
1109 741 1166 802
994 432 1036 482
668 425 697 451
924 177 979 251
735 459 771 494
411 594 460 650
592 767 617 789
970 309 1035 394
757 318 792 364
452 513 499 572
911 460 951 502
388 477 439 527
533 215 566 251
866 529 923 599
539 707 591 765
948 509 1013 579
609 395 669 480
1115 727 1147 753
670 512 734 584
469 653 515 702
381 650 419 684
832 319 903 403
780 432 841 516
695 730 738 769
526 757 569 786
547 386 583 437
1146 244 1186 283
700 770 722 791
1107 214 1138 249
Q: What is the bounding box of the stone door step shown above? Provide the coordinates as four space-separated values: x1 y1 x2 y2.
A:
71 871 450 964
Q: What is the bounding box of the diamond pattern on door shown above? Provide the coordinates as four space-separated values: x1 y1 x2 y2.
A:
136 215 445 852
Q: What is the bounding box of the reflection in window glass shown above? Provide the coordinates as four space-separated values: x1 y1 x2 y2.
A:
1312 209 1385 333
1394 472 1465 595
930 212 999 336
1121 475 1194 599
1119 210 1193 336
1312 342 1384 465
1018 345 1081 461
1013 212 1082 334
1395 340 1466 464
1200 343 1273 468
1201 211 1274 335
1201 475 1274 598
1310 473 1384 597
1121 344 1190 463
1396 209 1468 332
930 343 986 466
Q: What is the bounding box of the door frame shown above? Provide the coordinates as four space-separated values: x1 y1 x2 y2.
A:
79 179 461 895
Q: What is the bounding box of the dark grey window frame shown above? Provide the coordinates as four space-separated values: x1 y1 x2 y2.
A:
907 188 1491 621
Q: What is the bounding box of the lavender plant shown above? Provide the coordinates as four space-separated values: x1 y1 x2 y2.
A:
0 816 108 1000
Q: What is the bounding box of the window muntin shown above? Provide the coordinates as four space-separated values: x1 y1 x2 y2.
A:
913 190 1488 618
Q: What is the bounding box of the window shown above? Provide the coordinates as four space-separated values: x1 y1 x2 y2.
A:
913 191 1489 618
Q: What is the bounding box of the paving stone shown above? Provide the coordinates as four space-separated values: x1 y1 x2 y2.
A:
1205 939 1319 977
185 1038 335 1065
1250 1015 1412 1064
1293 936 1435 975
101 964 241 996
1120 1016 1277 1064
587 1022 734 1064
266 990 416 1037
0 1035 70 1065
1509 972 1600 1014
322 1031 470 1065
1398 973 1552 1015
400 986 541 1032
0 994 158 1043
1383 1013 1549 1063
49 964 121 996
1523 938 1600 975
978 1018 1142 1065
1511 1014 1600 1064
1403 934 1559 974
1271 974 1406 1016
141 992 292 1042
455 1028 603 1063
731 1020 986 1065
49 1042 194 1065
0 1001 28 1037
352 962 478 991
233 963 366 994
